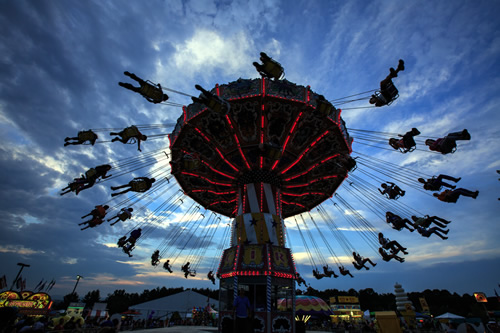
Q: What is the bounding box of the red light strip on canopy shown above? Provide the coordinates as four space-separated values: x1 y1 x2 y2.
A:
281 192 327 197
180 149 237 180
260 182 264 213
242 184 247 214
281 200 306 209
283 153 340 181
209 198 237 207
233 245 240 271
225 114 251 170
279 130 330 175
220 271 295 279
266 94 308 104
181 172 233 187
283 175 339 189
193 127 240 172
267 245 272 271
271 111 304 171
260 105 265 168
199 160 237 180
191 189 237 195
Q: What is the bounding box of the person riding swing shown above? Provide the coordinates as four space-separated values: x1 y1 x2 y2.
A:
389 128 420 153
370 59 405 107
108 207 133 226
322 265 339 278
119 71 169 104
312 268 327 280
163 260 173 273
207 271 216 284
352 252 377 270
379 182 405 200
253 52 284 81
110 125 147 152
191 84 230 115
64 130 98 146
151 250 161 266
110 177 156 197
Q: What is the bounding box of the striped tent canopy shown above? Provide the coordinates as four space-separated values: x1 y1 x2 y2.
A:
278 295 333 316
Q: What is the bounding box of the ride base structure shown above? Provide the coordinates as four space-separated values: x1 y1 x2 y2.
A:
169 77 353 333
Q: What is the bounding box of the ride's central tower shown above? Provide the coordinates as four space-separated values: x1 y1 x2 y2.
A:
169 77 353 333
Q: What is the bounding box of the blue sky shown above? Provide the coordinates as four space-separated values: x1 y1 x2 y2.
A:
1 0 499 301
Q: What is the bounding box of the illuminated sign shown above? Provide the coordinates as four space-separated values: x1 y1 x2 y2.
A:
474 292 488 303
0 291 52 315
419 297 430 312
331 296 359 304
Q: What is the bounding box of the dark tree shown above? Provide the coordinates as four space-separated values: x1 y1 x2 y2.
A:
82 290 101 309
61 292 80 310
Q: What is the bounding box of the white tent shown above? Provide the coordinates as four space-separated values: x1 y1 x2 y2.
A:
435 312 465 319
130 290 218 320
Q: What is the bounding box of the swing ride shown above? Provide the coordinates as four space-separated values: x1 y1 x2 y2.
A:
61 53 475 333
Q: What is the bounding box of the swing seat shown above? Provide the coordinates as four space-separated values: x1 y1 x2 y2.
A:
78 130 97 142
131 181 149 192
85 168 97 180
183 154 201 170
123 126 140 138
316 99 335 117
375 81 399 106
206 96 230 115
253 56 284 81
389 138 416 153
263 143 283 160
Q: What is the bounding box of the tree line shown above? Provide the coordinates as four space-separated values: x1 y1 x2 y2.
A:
57 286 497 322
